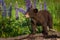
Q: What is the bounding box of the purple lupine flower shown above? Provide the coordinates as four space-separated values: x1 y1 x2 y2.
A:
2 3 7 18
34 0 36 8
0 0 2 3
15 1 19 20
44 0 47 10
25 0 31 10
2 0 4 6
18 8 26 15
0 0 4 6
8 3 12 18
16 8 18 18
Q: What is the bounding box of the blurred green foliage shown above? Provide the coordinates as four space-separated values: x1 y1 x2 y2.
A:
0 0 60 38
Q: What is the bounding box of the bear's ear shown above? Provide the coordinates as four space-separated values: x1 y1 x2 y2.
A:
33 9 38 13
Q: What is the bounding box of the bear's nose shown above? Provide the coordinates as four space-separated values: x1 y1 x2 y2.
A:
25 13 30 18
25 14 30 18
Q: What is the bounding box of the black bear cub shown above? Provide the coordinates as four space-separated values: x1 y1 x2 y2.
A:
25 6 53 36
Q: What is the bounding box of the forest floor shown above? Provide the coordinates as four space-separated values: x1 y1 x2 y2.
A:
0 33 60 40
